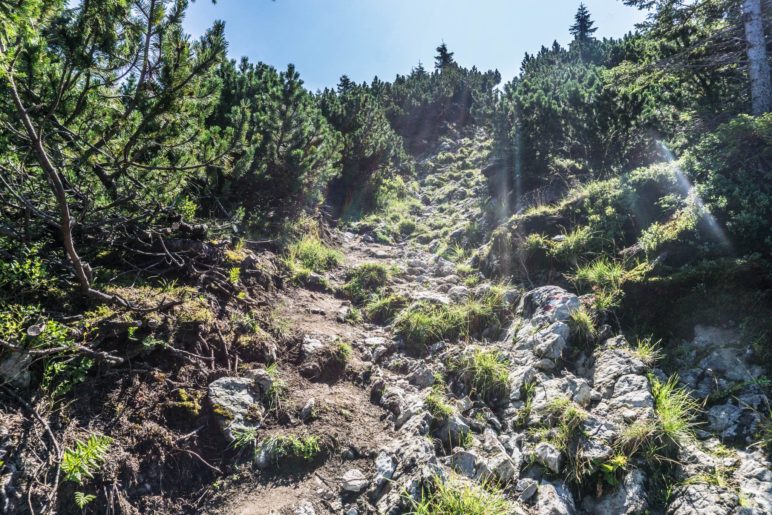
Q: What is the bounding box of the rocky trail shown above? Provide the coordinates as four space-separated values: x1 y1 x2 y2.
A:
203 130 772 515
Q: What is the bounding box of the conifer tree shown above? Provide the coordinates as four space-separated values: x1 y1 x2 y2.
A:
435 43 456 70
570 3 598 42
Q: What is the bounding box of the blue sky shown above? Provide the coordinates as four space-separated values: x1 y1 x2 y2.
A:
184 0 648 92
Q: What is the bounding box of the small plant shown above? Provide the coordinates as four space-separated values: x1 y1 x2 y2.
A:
569 307 597 347
630 337 663 366
425 383 454 421
230 427 259 458
335 341 353 363
61 434 113 485
229 267 241 285
599 454 629 486
409 475 513 515
449 349 510 403
542 397 588 452
651 374 700 443
270 435 322 461
573 258 626 292
550 226 594 265
74 491 96 509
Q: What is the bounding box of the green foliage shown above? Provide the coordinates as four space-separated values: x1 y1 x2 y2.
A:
74 491 96 510
568 307 597 347
409 476 512 515
630 337 662 367
425 386 454 421
61 434 113 485
342 262 390 304
449 349 510 403
365 293 408 324
285 234 343 284
269 435 322 461
651 374 700 443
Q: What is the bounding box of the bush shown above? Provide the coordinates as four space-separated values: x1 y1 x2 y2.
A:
685 114 772 255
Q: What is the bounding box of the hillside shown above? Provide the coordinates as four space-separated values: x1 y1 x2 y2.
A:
1 1 771 514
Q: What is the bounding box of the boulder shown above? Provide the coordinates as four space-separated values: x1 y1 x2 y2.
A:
535 442 562 474
341 469 368 493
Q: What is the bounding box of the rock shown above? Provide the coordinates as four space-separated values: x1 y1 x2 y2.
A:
301 335 326 357
246 367 273 394
207 376 263 441
293 500 316 515
411 291 451 306
537 480 575 515
593 344 646 399
535 442 562 474
516 478 538 502
374 452 397 488
408 363 435 389
434 415 470 447
707 403 742 439
341 469 368 493
0 352 31 388
447 285 470 302
450 449 478 478
582 469 647 514
734 450 772 513
668 483 738 515
520 286 580 325
336 306 351 322
300 398 315 422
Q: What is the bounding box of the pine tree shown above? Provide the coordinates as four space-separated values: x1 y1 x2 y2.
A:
434 43 455 70
570 3 598 42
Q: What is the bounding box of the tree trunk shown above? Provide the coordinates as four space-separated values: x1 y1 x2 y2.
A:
743 0 772 115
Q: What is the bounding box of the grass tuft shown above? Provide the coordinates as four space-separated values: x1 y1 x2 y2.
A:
449 349 510 403
342 262 389 304
651 374 700 443
409 476 512 515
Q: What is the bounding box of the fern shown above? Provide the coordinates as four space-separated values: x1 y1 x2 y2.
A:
62 434 113 485
74 491 96 509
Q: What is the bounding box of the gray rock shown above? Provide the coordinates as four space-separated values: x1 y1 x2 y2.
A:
300 398 315 422
341 469 368 493
447 285 470 302
434 415 470 447
537 480 575 515
582 469 647 514
450 449 478 478
517 478 538 501
735 450 772 513
707 403 742 439
301 335 325 357
593 345 646 399
535 442 562 474
207 376 263 441
0 352 31 388
374 452 397 488
294 500 316 515
520 286 580 325
408 363 435 388
668 483 738 515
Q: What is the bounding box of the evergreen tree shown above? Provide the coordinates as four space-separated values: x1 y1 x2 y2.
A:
570 3 598 42
434 43 456 70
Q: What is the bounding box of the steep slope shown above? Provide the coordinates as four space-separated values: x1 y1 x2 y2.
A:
202 128 772 514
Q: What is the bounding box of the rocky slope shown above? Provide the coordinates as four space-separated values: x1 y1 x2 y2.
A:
199 129 771 514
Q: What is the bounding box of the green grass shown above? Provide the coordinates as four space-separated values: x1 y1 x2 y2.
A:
569 307 597 347
425 387 454 421
342 262 389 304
268 435 322 461
365 293 409 324
449 349 510 403
285 234 343 275
651 374 700 443
630 337 663 367
394 290 508 355
573 258 627 291
334 340 353 363
550 226 595 264
409 476 512 515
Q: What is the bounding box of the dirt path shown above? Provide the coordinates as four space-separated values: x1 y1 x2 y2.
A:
206 129 496 514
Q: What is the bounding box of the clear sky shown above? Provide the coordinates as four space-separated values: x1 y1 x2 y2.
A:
183 0 648 92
